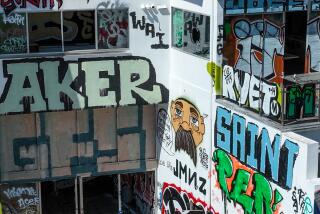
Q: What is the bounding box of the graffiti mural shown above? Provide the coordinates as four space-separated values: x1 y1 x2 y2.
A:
97 9 128 49
213 106 303 213
172 8 210 58
121 172 155 214
0 0 63 15
306 15 320 73
0 56 168 115
224 17 284 82
0 12 26 54
161 183 214 214
0 104 157 181
170 98 205 166
0 183 40 214
286 84 316 119
213 149 284 214
129 12 168 49
157 97 210 213
225 0 307 14
215 106 299 188
222 66 281 118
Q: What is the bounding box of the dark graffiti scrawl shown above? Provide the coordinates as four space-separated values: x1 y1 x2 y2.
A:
173 159 207 196
292 186 313 214
0 56 169 115
0 183 40 214
161 183 216 214
129 12 169 49
0 0 63 15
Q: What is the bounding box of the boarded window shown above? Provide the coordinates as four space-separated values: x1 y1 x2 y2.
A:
28 12 62 53
98 9 129 49
63 11 95 51
0 13 27 54
172 8 210 59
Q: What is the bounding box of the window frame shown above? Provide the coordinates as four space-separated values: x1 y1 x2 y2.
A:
27 10 64 54
0 7 130 59
171 7 211 60
0 11 28 55
96 7 130 50
37 170 156 214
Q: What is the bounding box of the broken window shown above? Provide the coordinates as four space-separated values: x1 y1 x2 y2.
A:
28 12 62 53
172 8 210 59
63 11 95 51
97 9 129 49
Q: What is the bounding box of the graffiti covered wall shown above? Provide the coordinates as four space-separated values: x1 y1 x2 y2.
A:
223 15 284 83
0 183 40 214
306 12 320 73
222 66 281 118
0 105 157 182
211 104 317 214
156 97 213 213
0 56 168 115
221 14 285 120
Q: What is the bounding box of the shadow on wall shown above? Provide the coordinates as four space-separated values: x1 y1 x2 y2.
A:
183 0 203 6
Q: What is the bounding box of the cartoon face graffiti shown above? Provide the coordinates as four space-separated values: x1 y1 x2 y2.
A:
170 98 205 165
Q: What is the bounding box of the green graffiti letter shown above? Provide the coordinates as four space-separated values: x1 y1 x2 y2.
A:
230 169 254 213
82 61 116 107
41 62 85 110
303 85 315 117
287 85 301 119
173 9 183 47
0 63 46 113
212 149 233 198
253 173 274 214
118 59 162 105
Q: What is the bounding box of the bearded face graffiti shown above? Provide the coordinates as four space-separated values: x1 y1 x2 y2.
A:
170 98 205 166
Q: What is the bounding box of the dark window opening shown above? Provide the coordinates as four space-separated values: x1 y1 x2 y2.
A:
28 12 62 53
83 175 119 214
41 179 76 214
284 11 308 75
63 11 95 51
121 171 155 214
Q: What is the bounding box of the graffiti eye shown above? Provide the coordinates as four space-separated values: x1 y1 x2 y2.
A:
190 116 199 127
175 108 183 117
